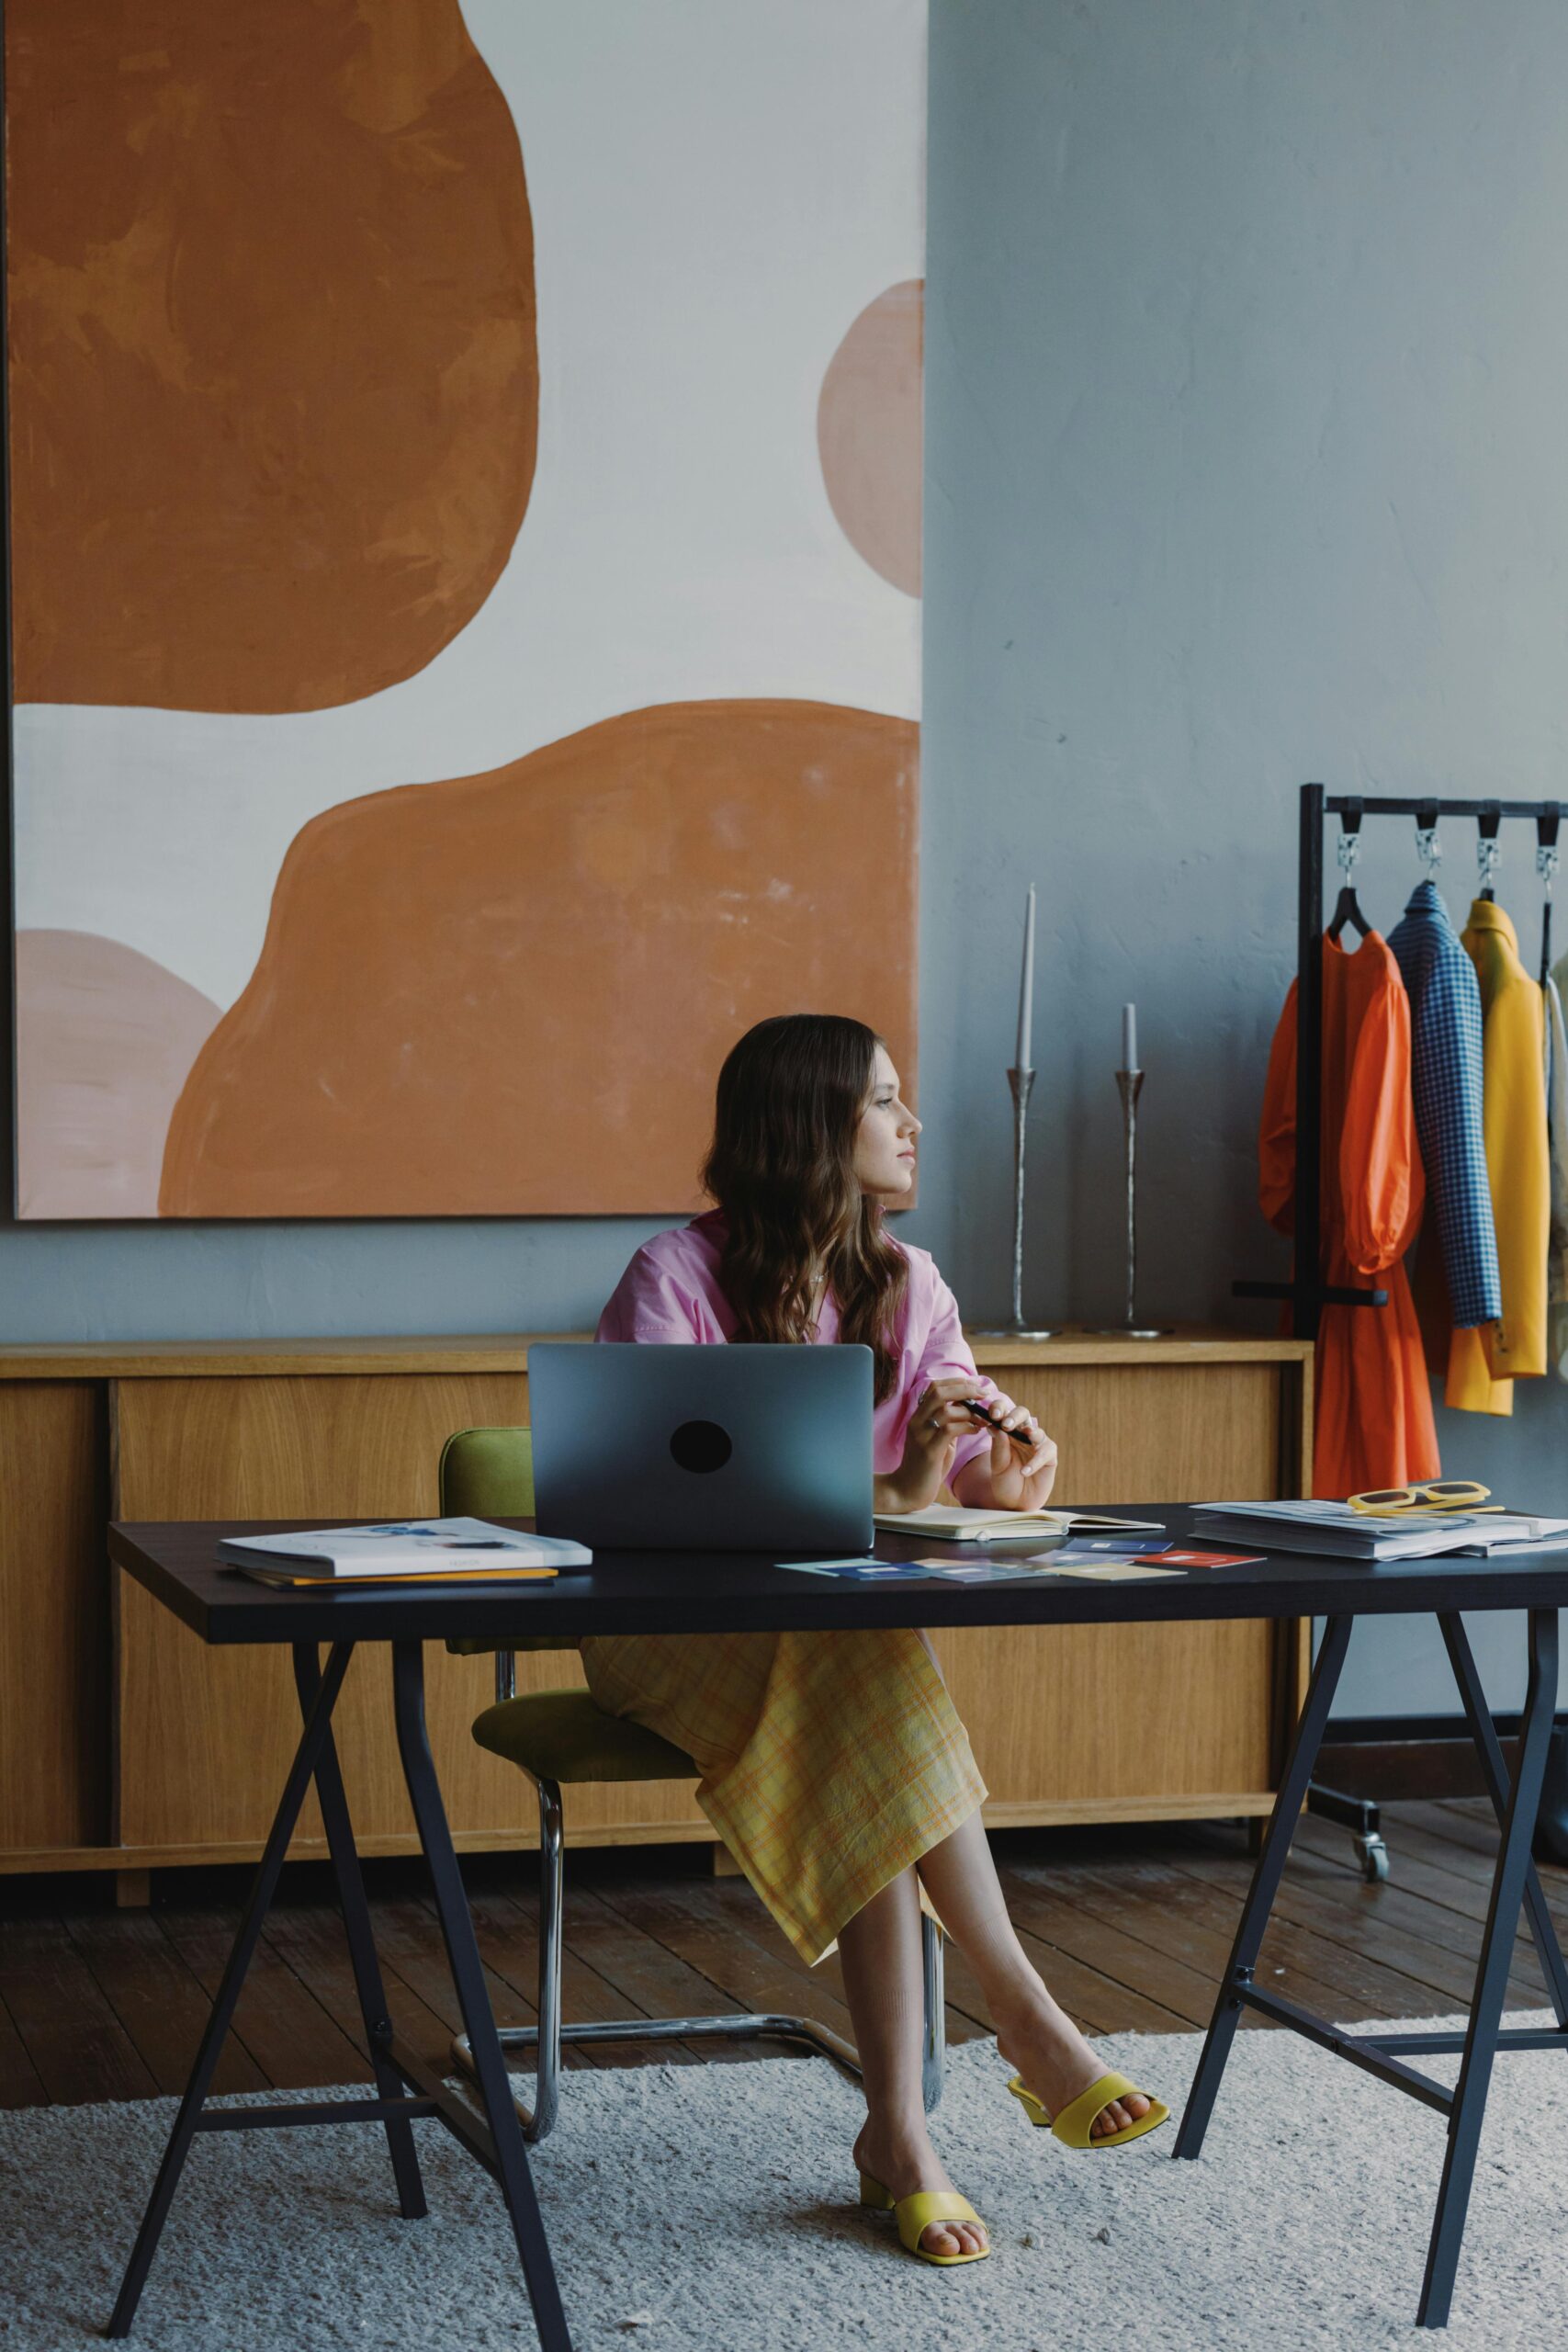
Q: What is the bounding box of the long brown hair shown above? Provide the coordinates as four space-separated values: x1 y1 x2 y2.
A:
700 1014 908 1403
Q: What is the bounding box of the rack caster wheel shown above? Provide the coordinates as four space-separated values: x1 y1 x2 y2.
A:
1309 1781 1388 1882
1356 1832 1390 1883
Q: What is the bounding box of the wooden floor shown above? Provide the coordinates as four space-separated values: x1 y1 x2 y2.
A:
0 1799 1559 2110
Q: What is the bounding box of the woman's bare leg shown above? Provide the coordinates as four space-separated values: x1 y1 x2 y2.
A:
916 1809 1153 2137
838 1866 987 2257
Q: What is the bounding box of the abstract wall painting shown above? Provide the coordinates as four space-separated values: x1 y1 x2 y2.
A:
6 0 927 1217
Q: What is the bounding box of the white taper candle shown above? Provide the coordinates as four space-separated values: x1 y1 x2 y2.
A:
1122 1002 1137 1071
1016 887 1036 1069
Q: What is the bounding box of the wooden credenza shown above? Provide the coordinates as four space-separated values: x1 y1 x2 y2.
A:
0 1330 1310 1890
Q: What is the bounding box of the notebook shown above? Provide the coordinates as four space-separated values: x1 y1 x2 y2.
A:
871 1505 1166 1545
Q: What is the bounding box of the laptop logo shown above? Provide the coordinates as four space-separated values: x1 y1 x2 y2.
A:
670 1419 733 1475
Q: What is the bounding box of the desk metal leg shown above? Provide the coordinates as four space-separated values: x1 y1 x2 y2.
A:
292 1643 427 2222
107 1642 356 2339
391 1640 571 2352
1173 1611 1353 2161
1417 1608 1560 2327
1438 1611 1568 2024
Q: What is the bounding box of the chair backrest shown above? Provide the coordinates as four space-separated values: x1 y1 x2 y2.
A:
440 1424 535 1518
440 1425 568 1657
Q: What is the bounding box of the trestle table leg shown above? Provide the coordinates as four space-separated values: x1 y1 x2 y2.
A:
1438 1611 1568 2024
292 1642 427 2220
391 1639 572 2352
107 1642 356 2338
1173 1612 1353 2159
1417 1609 1560 2327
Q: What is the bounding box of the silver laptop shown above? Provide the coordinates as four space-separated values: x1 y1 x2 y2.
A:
528 1342 874 1551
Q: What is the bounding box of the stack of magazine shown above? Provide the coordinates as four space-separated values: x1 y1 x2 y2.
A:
1191 1500 1568 1561
220 1516 592 1588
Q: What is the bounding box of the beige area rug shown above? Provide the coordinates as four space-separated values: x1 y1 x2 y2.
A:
3 2018 1564 2351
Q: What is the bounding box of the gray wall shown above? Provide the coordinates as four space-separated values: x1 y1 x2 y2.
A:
6 0 1568 1714
925 0 1568 1715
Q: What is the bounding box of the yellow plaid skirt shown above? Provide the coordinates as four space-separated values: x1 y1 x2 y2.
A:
579 1628 987 1966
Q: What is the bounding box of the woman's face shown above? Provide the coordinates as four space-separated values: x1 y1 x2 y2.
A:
852 1045 920 1199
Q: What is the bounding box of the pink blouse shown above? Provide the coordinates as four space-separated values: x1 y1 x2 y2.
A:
594 1208 1002 1483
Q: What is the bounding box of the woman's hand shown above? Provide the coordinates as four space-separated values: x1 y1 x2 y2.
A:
951 1388 1058 1512
874 1377 991 1514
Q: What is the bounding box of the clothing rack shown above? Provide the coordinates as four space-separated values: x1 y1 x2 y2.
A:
1235 786 1568 1877
1235 783 1564 1340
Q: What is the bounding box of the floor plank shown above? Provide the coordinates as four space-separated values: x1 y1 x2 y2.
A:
340 1890 563 2072
995 1864 1244 2030
1168 1840 1548 2013
154 1895 364 2094
257 1888 457 2085
0 1986 47 2109
1294 1813 1547 1950
63 1907 265 2098
1056 1854 1438 2023
0 1916 159 2107
7 1803 1560 2110
1395 1802 1568 1923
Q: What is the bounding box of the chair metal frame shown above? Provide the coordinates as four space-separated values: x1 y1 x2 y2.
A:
451 1651 946 2141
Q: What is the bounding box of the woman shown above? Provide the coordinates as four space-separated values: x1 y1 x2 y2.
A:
582 1015 1165 2267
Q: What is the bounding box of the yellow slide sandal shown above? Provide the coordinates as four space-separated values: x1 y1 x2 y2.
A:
1007 2069 1169 2150
858 2171 991 2267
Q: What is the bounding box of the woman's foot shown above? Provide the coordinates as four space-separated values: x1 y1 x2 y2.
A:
852 2120 989 2259
996 1996 1153 2139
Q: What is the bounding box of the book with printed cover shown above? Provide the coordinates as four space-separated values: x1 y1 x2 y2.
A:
219 1515 591 1581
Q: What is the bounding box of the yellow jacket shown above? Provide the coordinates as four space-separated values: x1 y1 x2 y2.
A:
1446 899 1548 1413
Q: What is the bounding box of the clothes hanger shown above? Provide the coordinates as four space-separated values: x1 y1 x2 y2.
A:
1326 798 1370 941
1415 799 1442 883
1476 800 1502 902
1538 805 1561 989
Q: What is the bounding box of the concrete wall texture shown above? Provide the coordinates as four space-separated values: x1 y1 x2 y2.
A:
6 0 1568 1713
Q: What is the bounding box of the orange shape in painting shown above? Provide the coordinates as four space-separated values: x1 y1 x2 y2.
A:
6 0 536 712
159 702 919 1217
17 931 220 1219
818 280 924 596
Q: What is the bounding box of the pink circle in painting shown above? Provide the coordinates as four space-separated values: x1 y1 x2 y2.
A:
817 279 923 597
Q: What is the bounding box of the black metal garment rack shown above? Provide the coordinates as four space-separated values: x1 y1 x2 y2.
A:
1240 783 1564 1339
1236 784 1568 1878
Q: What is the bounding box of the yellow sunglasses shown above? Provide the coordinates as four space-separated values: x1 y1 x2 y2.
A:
1347 1480 1495 1518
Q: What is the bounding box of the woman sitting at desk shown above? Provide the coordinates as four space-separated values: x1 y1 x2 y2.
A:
584 1013 1165 2267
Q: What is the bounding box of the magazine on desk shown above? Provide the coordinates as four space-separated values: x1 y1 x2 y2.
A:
219 1516 592 1582
1192 1500 1568 1562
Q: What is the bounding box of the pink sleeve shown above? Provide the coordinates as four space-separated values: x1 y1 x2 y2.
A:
594 1247 706 1344
910 1267 1000 1484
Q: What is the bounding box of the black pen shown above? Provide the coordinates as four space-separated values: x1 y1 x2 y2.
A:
961 1398 1041 1453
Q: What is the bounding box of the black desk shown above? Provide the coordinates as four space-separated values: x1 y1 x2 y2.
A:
106 1508 1568 2339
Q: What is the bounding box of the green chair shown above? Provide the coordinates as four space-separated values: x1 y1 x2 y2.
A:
442 1423 945 2141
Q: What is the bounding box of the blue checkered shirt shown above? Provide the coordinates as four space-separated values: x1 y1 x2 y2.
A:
1387 882 1501 1329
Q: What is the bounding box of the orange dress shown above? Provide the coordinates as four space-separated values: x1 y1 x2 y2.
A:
1259 933 1438 1498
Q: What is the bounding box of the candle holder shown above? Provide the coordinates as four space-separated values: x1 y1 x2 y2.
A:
1093 1067 1169 1338
971 1066 1060 1340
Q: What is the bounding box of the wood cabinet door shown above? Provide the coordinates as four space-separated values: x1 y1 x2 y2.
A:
112 1372 699 1855
930 1361 1303 1816
0 1382 109 1850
